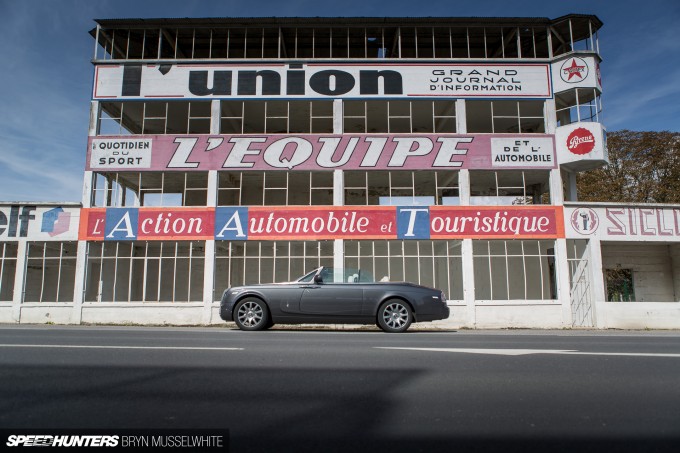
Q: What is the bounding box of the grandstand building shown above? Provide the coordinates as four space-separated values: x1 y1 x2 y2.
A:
2 15 679 328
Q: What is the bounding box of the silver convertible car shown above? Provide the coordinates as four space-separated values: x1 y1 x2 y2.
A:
219 267 450 333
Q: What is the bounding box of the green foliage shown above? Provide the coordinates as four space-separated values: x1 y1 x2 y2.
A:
577 130 680 203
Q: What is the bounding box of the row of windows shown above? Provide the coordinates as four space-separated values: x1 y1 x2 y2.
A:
1 240 560 303
99 98 582 135
5 241 668 307
0 242 78 303
91 170 551 207
94 18 599 60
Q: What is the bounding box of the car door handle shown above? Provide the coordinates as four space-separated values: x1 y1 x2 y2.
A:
300 285 321 289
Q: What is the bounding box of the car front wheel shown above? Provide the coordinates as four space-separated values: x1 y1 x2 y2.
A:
234 298 270 331
377 300 413 333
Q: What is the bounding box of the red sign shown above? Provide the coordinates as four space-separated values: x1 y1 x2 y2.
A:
566 128 595 155
80 208 214 241
80 206 564 241
429 206 564 239
247 206 394 240
137 209 214 240
79 208 106 241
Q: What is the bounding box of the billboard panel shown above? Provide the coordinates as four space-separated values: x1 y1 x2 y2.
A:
87 134 556 171
80 206 565 241
93 63 552 100
566 206 680 241
0 205 80 241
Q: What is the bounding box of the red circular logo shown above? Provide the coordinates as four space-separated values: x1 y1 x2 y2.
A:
566 128 595 155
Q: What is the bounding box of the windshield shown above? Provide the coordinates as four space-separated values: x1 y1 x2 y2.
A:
296 269 319 283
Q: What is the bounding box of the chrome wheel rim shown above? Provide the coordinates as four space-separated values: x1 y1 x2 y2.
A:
238 301 263 327
383 303 408 330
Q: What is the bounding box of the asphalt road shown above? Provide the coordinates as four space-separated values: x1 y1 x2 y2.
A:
1 325 680 453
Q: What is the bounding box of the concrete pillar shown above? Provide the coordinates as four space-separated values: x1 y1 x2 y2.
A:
71 240 88 324
333 100 344 271
333 99 343 134
203 169 218 323
202 240 216 323
554 238 573 327
455 99 466 133
11 241 27 323
588 238 606 328
211 100 221 134
459 169 470 205
671 244 680 302
462 239 475 327
544 98 557 134
569 171 578 202
204 100 219 322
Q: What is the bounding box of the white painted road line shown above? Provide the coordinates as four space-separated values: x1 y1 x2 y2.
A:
375 347 680 358
0 344 243 351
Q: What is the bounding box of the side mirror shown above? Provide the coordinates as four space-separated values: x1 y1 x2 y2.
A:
313 273 323 284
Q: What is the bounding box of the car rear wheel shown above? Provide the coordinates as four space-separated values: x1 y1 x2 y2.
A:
377 300 412 333
234 298 270 331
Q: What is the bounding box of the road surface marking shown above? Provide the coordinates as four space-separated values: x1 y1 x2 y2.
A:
375 347 680 357
0 344 242 351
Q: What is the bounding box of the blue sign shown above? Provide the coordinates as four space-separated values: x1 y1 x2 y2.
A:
105 208 139 241
215 207 249 240
397 207 430 239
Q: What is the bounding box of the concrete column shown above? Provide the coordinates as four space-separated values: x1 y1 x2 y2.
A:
588 238 606 328
554 238 573 327
81 172 93 208
459 169 470 205
88 101 99 136
455 99 466 133
544 98 557 134
202 240 216 324
332 99 344 271
334 239 344 272
71 240 88 324
211 100 221 134
461 239 475 327
11 241 27 323
670 244 680 302
549 169 564 206
203 169 218 323
333 99 343 134
333 163 344 270
568 171 578 202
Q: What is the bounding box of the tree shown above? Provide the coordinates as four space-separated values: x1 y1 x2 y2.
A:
577 130 680 203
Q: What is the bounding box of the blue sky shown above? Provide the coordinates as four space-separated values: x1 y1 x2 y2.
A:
0 0 678 202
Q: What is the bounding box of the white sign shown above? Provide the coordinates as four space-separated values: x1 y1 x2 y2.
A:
565 206 680 241
556 122 608 171
551 55 601 94
0 205 80 241
90 138 153 169
491 137 555 167
93 63 553 100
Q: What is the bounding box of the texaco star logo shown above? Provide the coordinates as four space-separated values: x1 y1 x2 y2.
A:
560 57 589 83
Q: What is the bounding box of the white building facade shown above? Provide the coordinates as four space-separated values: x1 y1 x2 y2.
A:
1 15 678 329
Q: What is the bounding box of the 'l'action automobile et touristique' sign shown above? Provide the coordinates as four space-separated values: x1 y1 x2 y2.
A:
80 206 564 241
